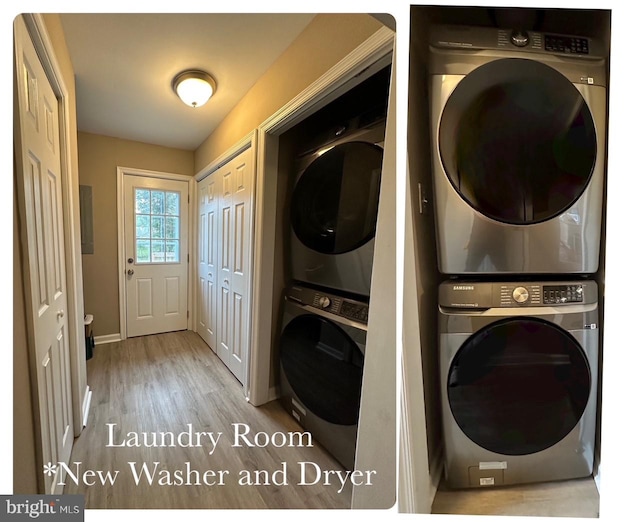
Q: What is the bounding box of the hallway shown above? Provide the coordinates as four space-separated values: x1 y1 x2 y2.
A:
64 331 352 509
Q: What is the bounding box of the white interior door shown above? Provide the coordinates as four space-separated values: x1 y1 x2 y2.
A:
14 15 74 494
197 174 218 349
219 148 253 383
124 175 189 337
196 148 252 384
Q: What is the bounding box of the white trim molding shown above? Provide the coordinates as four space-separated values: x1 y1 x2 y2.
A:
94 334 123 346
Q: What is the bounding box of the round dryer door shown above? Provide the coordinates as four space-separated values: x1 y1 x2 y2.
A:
439 58 597 225
447 317 591 456
280 314 364 425
291 141 383 255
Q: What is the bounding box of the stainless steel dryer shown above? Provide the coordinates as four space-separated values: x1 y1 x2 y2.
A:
429 24 607 275
438 280 599 488
289 121 385 298
279 284 368 469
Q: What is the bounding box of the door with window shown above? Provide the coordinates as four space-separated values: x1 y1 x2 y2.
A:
124 175 189 337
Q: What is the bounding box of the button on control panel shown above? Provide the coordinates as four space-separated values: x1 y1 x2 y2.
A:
312 294 340 314
340 301 369 324
543 284 584 304
499 285 541 306
545 35 589 54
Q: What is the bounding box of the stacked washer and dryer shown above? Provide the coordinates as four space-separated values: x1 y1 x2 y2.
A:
428 24 607 488
278 64 391 469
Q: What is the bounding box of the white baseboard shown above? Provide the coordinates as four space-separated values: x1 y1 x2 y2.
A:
94 333 122 345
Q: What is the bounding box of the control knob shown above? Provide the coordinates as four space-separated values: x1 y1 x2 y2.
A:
318 296 331 309
511 30 530 47
512 286 529 304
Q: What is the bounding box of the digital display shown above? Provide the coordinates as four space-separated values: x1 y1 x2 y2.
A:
340 301 368 323
543 285 583 304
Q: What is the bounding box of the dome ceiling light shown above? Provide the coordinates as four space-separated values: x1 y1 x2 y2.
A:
172 70 217 108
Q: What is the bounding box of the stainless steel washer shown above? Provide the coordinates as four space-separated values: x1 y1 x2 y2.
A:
279 284 368 469
438 279 599 488
429 25 607 275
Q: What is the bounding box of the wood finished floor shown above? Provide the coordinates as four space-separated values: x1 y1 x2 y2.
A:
431 475 599 517
65 331 352 509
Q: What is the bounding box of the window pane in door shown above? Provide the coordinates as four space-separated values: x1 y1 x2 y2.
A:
151 216 165 239
135 189 150 214
151 240 165 262
166 240 179 262
136 215 150 238
151 191 165 214
166 217 179 239
136 240 151 263
134 187 181 264
166 192 180 215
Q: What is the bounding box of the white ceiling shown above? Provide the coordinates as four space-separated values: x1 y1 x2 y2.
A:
59 13 316 150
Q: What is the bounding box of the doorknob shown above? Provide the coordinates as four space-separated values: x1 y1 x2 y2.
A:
127 269 135 276
57 310 65 319
127 258 134 264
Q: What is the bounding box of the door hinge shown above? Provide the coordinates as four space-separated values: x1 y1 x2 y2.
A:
187 310 189 319
187 254 189 263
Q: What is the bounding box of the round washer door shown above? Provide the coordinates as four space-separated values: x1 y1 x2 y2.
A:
291 141 383 255
280 314 364 425
447 317 591 456
439 58 597 225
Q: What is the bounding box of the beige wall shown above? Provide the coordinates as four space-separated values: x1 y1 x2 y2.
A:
195 13 383 171
78 133 194 337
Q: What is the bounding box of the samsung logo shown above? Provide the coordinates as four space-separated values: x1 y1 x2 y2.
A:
453 285 475 291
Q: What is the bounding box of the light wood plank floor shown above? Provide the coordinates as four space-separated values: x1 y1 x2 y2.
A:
432 476 599 517
65 331 352 509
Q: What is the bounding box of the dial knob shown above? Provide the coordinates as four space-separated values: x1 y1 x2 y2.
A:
318 296 331 309
513 286 529 304
511 30 530 47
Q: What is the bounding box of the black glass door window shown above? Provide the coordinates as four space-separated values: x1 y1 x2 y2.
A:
291 142 383 254
439 58 597 224
448 317 591 455
280 314 364 425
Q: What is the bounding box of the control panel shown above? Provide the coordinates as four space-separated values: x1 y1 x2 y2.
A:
306 290 369 324
340 300 369 323
545 34 589 55
430 25 601 59
500 284 542 306
543 284 584 304
312 293 341 315
440 281 595 309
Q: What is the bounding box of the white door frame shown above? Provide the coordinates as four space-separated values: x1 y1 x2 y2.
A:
15 13 89 441
194 130 257 396
249 26 395 406
116 166 195 340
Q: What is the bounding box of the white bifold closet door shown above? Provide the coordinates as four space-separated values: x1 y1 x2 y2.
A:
197 147 254 384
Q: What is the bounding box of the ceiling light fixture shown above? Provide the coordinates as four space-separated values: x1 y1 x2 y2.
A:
172 70 216 108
